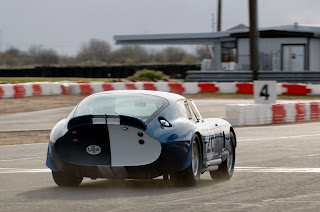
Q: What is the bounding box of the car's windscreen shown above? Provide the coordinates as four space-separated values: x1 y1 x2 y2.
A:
74 93 168 122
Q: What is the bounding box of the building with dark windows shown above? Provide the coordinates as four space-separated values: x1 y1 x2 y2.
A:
114 24 320 72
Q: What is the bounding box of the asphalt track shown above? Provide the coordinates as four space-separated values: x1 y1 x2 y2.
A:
0 98 304 132
1 99 320 211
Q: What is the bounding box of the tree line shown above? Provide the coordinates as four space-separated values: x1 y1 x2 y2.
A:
0 39 210 67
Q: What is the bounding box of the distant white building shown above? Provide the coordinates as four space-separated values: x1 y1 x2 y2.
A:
114 24 320 72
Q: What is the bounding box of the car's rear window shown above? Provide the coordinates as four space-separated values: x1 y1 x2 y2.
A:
74 93 168 122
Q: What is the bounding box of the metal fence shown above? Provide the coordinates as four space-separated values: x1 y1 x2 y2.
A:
186 70 320 84
0 64 200 79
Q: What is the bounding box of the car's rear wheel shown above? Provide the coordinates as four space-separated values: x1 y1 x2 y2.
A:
170 135 201 186
210 131 235 180
52 171 83 187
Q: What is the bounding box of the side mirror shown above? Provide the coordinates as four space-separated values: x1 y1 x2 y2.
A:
158 117 172 127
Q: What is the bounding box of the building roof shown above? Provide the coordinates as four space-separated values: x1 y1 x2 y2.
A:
114 24 320 45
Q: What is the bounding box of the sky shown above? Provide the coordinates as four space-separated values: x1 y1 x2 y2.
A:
1 0 320 56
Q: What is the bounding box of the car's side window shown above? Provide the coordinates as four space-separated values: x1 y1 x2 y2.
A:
176 100 192 120
184 101 193 120
189 100 202 120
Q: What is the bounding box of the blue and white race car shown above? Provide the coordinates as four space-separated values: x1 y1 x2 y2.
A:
46 90 236 186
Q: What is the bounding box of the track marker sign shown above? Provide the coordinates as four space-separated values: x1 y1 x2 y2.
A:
254 81 277 104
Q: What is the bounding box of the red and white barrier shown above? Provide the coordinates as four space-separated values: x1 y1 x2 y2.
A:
307 84 320 96
236 83 253 94
1 82 320 99
183 82 201 94
226 101 320 126
215 82 237 94
198 83 219 93
0 84 15 98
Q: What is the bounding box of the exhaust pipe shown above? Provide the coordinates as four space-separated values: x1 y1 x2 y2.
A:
205 158 222 172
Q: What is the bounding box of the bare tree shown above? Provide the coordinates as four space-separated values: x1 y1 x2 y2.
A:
77 39 111 63
28 45 58 65
109 45 150 64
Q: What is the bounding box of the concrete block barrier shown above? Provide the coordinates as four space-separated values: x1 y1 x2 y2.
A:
227 101 320 126
69 83 81 94
310 102 320 120
183 82 201 94
51 82 63 95
23 83 33 97
39 82 53 95
1 84 15 98
142 82 157 91
282 84 312 95
284 103 296 122
61 83 71 94
125 82 137 90
197 83 219 93
226 104 245 126
236 83 253 94
79 83 93 95
32 83 41 96
0 85 3 98
215 82 237 94
307 84 320 96
102 83 114 91
112 82 127 90
154 82 170 92
90 82 104 93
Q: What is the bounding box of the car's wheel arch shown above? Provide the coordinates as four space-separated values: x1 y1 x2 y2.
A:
194 132 203 170
230 127 237 148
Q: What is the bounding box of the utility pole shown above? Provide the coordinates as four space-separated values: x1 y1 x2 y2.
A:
0 30 2 52
217 0 222 32
249 0 259 80
211 13 215 32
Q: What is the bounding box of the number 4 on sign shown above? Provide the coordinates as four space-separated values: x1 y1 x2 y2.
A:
254 81 277 104
260 85 270 100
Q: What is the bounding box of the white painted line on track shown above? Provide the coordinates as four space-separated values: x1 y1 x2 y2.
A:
238 134 320 142
0 157 43 162
1 167 320 174
290 154 320 158
0 142 46 148
0 185 51 193
0 168 51 174
236 167 320 173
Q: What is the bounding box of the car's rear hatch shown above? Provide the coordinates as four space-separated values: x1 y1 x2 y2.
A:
55 115 161 167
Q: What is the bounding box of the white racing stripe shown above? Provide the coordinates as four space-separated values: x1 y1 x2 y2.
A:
92 118 106 124
107 117 120 125
236 167 320 173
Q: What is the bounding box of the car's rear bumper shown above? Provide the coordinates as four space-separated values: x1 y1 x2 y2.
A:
46 139 191 179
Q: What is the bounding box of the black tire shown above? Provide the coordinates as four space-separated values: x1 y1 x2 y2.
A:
210 131 235 180
170 135 201 186
52 171 83 187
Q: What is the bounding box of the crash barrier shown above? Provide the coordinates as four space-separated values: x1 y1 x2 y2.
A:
0 82 320 99
0 82 63 98
226 101 320 126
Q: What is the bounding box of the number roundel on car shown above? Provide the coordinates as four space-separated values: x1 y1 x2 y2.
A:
86 145 102 155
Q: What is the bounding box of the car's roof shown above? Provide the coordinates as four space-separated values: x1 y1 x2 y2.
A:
90 90 186 102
